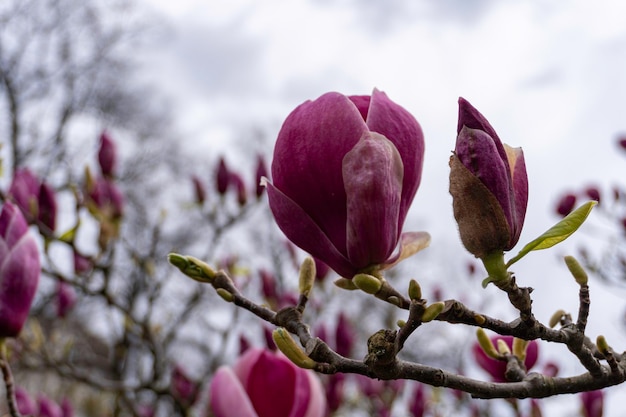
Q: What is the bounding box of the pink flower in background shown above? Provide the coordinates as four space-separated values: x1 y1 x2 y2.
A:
38 395 62 417
8 168 39 218
38 182 58 233
0 202 40 338
57 281 77 318
15 387 37 415
254 154 268 198
191 175 207 205
266 90 425 278
556 193 577 217
216 157 230 195
472 335 538 382
98 131 118 178
171 365 199 406
209 348 325 417
581 390 603 417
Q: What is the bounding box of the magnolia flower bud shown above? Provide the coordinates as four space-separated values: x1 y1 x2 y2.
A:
450 98 528 259
0 202 41 338
98 131 118 178
266 90 425 278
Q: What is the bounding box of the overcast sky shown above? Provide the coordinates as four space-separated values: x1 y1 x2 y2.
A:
140 1 626 415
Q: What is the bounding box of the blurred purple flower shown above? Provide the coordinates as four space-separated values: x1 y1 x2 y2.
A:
60 398 74 417
38 182 58 233
472 335 538 382
450 98 528 258
0 202 40 338
209 348 325 417
98 131 118 178
408 383 426 417
88 177 124 218
15 386 37 415
585 187 601 204
216 157 230 195
230 172 247 206
171 365 199 406
581 390 603 417
556 193 577 217
255 155 269 198
57 281 77 318
38 395 62 417
266 90 425 278
191 175 207 205
8 168 39 219
335 312 355 358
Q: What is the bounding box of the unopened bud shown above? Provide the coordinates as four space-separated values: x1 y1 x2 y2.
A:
216 288 234 302
476 328 500 359
272 327 316 369
168 253 215 283
422 301 445 322
474 314 486 325
497 339 511 355
397 319 406 328
564 256 588 285
408 279 422 301
334 278 358 290
512 338 529 361
596 335 610 355
353 273 382 294
298 257 316 297
549 309 567 328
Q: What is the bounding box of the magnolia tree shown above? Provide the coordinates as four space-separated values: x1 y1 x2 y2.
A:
0 3 621 417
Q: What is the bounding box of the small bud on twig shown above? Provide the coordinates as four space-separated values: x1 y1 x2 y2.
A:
298 257 316 298
216 288 234 302
408 279 422 301
272 327 316 369
422 302 445 323
512 338 529 361
564 255 588 286
168 253 216 283
497 339 511 355
353 273 383 294
476 328 500 359
549 309 567 328
596 335 610 355
334 278 358 290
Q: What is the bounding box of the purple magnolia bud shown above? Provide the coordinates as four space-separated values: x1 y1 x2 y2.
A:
57 281 77 318
230 172 247 206
581 390 603 417
209 348 326 417
89 178 124 218
556 193 577 217
98 131 118 178
39 395 63 417
618 136 626 151
15 387 37 415
38 182 57 233
254 155 268 198
335 313 355 358
239 334 251 355
265 90 425 278
472 335 538 382
73 251 93 275
171 365 199 406
259 269 278 303
8 168 40 220
60 398 74 417
450 98 528 259
0 202 41 338
585 187 601 204
216 158 230 195
191 175 207 205
325 373 345 413
408 383 426 417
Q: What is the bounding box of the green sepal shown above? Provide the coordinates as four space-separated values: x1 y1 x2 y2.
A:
506 201 597 268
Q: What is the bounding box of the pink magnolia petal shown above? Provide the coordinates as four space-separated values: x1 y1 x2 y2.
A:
272 92 369 253
265 181 355 277
299 370 325 417
381 231 431 271
504 144 529 246
246 350 297 417
343 132 403 269
210 367 258 417
363 89 425 228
